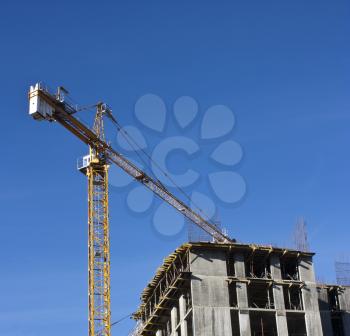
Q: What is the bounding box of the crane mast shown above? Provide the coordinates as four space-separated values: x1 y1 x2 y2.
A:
85 105 111 336
28 83 234 336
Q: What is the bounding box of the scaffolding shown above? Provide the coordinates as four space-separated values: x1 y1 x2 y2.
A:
335 260 350 286
133 245 192 333
245 250 272 279
132 242 318 336
293 217 310 252
187 212 224 243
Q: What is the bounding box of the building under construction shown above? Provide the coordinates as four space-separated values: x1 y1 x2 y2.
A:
131 242 350 336
28 84 349 336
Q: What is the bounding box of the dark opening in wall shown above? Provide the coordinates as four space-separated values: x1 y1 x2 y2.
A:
186 311 193 336
328 288 341 311
286 312 307 336
183 290 192 316
159 319 171 336
281 256 299 281
246 251 271 278
248 282 274 309
176 325 182 336
175 300 180 328
283 285 303 310
228 282 238 307
249 311 277 336
331 312 345 336
227 253 236 277
231 310 240 336
317 288 329 312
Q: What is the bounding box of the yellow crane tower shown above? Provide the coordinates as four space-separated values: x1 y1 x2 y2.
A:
85 104 111 336
28 83 234 336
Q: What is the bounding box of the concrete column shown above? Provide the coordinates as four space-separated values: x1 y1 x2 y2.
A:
234 252 251 336
236 282 249 308
298 256 316 282
273 284 289 335
171 306 178 336
270 254 289 334
299 257 323 336
270 254 282 279
179 294 188 336
190 249 233 336
234 252 246 278
317 287 334 336
339 288 350 336
339 287 350 311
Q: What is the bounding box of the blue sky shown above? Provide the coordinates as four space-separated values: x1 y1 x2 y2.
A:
0 0 349 335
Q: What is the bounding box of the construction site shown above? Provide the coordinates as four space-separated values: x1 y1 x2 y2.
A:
28 84 350 336
130 242 350 336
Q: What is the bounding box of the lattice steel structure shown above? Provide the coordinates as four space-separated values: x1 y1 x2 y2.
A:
294 217 310 252
335 260 350 286
85 106 111 336
87 163 111 336
28 83 234 336
188 212 224 242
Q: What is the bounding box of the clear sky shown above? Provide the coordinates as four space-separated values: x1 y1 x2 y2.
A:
0 0 349 335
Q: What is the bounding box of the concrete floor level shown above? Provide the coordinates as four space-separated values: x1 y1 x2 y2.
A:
131 242 350 336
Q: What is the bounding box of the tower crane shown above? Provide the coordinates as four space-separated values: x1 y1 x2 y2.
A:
28 83 234 336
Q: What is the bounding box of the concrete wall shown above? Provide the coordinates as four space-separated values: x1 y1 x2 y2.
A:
185 246 345 336
339 287 350 311
270 254 289 335
342 312 350 336
179 295 188 336
189 250 324 336
299 256 324 335
190 248 233 336
143 244 350 336
234 252 251 336
339 287 350 336
317 287 334 336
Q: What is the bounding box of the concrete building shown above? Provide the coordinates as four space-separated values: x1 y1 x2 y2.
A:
131 242 350 336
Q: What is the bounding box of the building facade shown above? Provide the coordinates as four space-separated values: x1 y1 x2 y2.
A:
131 242 350 336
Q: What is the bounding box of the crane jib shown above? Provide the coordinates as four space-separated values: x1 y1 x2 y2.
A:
28 83 234 244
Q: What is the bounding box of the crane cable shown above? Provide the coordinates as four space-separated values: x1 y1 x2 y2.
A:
106 114 220 228
111 313 132 327
60 91 223 234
